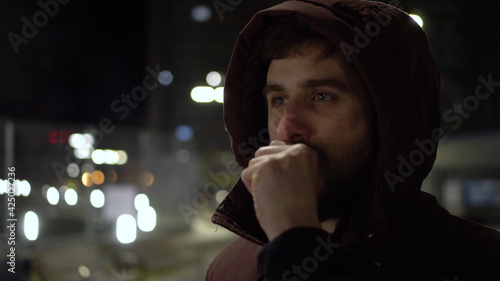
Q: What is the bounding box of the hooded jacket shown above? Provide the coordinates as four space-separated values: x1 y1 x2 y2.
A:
206 1 500 280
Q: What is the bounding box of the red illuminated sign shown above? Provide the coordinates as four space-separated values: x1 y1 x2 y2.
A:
47 130 71 144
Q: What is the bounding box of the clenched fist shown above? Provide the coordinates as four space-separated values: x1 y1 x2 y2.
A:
241 140 322 241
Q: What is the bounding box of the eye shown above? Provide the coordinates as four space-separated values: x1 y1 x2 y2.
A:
314 92 333 102
270 96 287 107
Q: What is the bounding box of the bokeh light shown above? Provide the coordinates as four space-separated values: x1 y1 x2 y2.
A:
82 172 93 187
47 186 60 205
191 5 211 22
91 170 105 185
158 70 174 86
67 163 80 178
116 215 137 244
64 189 78 206
90 189 105 208
24 211 39 241
409 14 424 27
191 86 215 103
206 71 222 87
138 206 156 232
175 125 194 142
140 172 155 187
134 193 150 211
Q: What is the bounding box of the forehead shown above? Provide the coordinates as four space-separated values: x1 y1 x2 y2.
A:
266 43 366 94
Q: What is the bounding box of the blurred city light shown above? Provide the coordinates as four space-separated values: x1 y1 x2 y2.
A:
69 133 85 148
175 125 194 142
140 172 155 187
81 163 94 173
191 5 211 22
41 184 49 198
191 86 215 103
90 189 105 208
65 182 77 190
0 179 6 194
19 180 31 197
74 146 93 159
138 206 156 232
78 265 91 279
69 133 94 148
116 150 128 165
158 70 174 86
104 150 118 164
92 149 127 165
216 189 229 203
214 87 224 103
59 185 69 194
176 149 191 163
91 149 106 165
134 193 150 211
83 134 94 145
24 211 39 241
67 163 80 178
64 189 78 206
47 186 60 205
108 169 118 183
91 170 105 185
116 214 137 244
82 172 93 187
409 14 424 27
13 180 22 196
206 71 222 87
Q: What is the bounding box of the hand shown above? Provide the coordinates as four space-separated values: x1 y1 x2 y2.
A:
241 140 322 241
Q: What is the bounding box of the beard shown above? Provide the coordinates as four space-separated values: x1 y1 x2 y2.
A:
311 135 375 221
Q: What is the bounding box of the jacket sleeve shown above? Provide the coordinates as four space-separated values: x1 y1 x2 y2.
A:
257 227 343 281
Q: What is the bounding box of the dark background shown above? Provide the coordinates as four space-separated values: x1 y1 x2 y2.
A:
1 0 498 132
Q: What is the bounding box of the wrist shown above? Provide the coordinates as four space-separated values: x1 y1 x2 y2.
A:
265 219 321 241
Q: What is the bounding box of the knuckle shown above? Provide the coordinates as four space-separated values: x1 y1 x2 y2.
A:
261 156 279 170
248 157 258 165
260 156 274 166
254 147 265 157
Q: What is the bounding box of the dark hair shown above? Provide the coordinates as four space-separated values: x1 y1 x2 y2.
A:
258 18 335 65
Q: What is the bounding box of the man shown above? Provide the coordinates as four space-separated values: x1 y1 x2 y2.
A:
206 0 500 280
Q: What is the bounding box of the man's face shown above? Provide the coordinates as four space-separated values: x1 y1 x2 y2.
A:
264 43 375 219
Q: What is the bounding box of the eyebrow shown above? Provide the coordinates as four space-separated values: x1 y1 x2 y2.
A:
262 78 350 97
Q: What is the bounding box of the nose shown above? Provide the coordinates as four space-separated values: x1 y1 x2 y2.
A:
269 101 311 143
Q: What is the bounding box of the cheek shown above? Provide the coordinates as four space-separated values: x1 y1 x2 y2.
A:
267 116 279 140
318 111 367 143
320 116 351 136
338 99 369 134
267 107 284 139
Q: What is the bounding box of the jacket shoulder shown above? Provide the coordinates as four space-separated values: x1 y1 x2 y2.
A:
206 237 263 281
447 216 500 279
390 209 500 279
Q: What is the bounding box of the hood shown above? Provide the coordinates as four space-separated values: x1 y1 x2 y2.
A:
212 0 441 245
